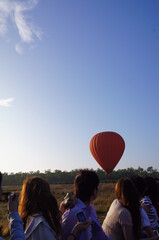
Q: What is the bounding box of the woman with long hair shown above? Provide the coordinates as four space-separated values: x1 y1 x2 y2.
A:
131 176 159 238
102 178 141 240
18 177 61 240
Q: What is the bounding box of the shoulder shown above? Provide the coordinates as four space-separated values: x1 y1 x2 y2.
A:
25 215 57 240
62 199 84 222
61 201 84 240
140 207 150 227
141 196 152 205
108 199 132 221
140 207 149 220
108 199 124 214
110 199 122 208
120 208 133 225
26 215 45 227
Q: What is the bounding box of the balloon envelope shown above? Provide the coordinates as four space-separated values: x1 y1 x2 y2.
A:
89 132 125 174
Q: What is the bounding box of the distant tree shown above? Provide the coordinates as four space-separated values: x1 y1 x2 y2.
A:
1 166 159 186
146 166 158 177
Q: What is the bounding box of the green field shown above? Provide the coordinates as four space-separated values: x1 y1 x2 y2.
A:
0 183 115 239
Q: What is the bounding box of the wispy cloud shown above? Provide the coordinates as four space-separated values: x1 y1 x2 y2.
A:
0 98 14 107
0 0 42 54
15 43 23 54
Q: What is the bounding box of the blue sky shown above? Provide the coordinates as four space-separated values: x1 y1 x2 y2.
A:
0 0 159 173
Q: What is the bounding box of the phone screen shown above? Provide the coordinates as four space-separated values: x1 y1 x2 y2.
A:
76 212 86 222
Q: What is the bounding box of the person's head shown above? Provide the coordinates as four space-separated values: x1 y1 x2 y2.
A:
115 178 140 204
144 176 159 204
131 176 146 199
115 178 141 239
74 169 99 203
0 172 2 198
19 177 61 236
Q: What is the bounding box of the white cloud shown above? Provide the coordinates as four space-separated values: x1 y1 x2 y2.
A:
0 0 42 53
15 43 23 54
0 98 14 107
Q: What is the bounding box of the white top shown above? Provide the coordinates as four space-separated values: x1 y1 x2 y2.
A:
25 214 58 240
140 207 151 229
141 196 159 230
102 199 136 240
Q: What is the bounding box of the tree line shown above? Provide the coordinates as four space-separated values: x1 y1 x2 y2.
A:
2 166 159 186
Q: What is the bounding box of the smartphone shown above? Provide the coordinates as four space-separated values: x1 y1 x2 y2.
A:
64 193 72 201
63 193 72 205
76 211 86 222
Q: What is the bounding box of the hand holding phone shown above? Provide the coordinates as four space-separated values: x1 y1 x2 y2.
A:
8 193 19 213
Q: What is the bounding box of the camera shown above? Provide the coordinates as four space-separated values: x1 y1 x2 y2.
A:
0 192 12 202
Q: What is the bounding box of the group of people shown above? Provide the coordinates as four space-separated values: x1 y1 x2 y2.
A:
0 170 109 240
102 176 159 240
1 170 159 240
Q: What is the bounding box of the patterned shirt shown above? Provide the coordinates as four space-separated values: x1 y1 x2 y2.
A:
141 195 159 230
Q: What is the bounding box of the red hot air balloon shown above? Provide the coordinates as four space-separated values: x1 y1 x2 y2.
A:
89 132 125 174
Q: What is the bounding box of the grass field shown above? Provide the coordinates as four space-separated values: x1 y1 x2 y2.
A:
0 183 115 239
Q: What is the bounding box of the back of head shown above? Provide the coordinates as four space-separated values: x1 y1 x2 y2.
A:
144 176 158 203
131 176 145 198
19 177 61 236
19 177 51 213
115 178 140 206
74 169 99 202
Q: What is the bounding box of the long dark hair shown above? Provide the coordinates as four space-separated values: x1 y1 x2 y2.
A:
115 178 141 239
131 176 146 198
19 177 61 237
